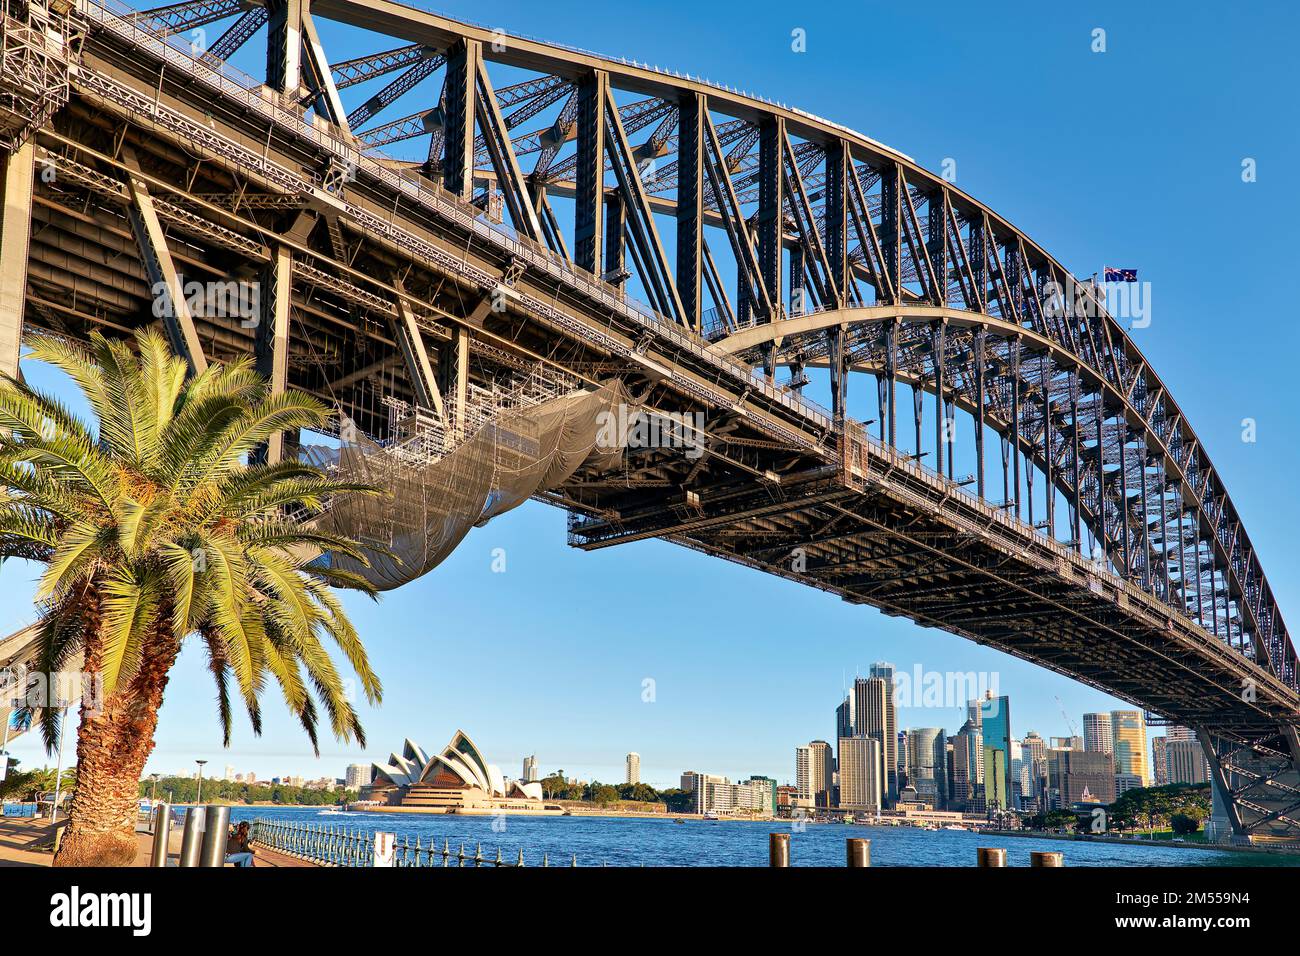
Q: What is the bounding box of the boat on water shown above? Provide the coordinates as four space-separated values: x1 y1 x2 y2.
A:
943 824 969 831
701 811 721 821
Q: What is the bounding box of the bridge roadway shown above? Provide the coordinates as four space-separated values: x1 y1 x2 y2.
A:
0 0 1296 838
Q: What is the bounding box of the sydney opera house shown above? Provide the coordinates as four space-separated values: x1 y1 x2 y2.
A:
367 730 563 815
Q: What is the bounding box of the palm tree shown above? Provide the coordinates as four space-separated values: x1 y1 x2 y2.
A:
0 330 384 866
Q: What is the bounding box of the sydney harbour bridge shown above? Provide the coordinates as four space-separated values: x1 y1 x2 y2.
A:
0 0 1297 841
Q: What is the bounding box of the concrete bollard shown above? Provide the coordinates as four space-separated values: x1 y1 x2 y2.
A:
1031 850 1064 867
178 807 205 868
149 803 171 868
977 847 1007 867
846 838 871 867
769 832 790 867
198 804 230 867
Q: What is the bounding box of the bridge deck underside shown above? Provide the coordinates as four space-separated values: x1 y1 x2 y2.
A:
563 464 1294 738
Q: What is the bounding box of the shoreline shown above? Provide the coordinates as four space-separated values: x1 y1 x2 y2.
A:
984 828 1300 856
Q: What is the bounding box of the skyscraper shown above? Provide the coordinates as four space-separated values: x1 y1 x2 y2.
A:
837 736 882 813
950 719 982 810
1111 710 1150 787
796 741 835 806
1152 737 1169 786
809 740 834 807
869 663 898 802
1083 713 1114 754
981 693 1014 811
1048 748 1116 806
836 694 854 739
625 752 641 785
522 754 539 783
854 675 897 804
1022 731 1046 807
906 727 948 809
1166 739 1211 785
344 764 372 790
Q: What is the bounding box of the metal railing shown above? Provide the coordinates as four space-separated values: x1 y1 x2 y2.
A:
248 818 577 868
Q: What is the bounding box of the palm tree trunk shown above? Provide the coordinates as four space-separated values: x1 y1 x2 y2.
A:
53 621 180 867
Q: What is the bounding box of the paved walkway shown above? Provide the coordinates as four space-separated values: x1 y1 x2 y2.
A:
0 816 314 867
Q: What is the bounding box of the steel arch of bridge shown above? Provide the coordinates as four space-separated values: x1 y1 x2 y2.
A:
2 0 1298 839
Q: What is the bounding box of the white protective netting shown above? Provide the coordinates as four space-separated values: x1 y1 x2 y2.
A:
305 377 633 591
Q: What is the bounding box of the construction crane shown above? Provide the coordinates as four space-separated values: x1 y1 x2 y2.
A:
1055 696 1080 742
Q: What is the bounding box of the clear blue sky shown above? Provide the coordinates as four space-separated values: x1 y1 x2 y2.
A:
4 0 1298 789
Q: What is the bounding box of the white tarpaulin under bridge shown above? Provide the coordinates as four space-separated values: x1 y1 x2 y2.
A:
306 377 635 591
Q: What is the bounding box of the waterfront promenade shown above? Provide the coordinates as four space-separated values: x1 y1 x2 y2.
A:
0 817 313 868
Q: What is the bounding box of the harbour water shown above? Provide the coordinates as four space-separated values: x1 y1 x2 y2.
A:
227 806 1299 867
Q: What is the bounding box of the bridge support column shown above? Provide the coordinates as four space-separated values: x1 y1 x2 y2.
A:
1041 351 1054 531
573 70 607 274
974 327 986 498
452 327 469 440
824 140 850 306
757 116 784 324
1010 337 1021 518
604 193 626 289
392 280 446 423
932 322 945 477
124 147 208 378
443 39 481 202
254 245 293 464
0 140 34 379
266 0 305 98
828 325 847 423
675 92 705 330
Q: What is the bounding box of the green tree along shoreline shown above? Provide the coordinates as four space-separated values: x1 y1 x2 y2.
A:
1024 783 1212 836
540 771 696 813
136 775 358 807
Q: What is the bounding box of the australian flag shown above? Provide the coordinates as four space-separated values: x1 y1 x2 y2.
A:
1104 267 1138 282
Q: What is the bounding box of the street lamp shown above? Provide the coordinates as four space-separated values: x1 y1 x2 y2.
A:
195 759 207 803
149 773 160 802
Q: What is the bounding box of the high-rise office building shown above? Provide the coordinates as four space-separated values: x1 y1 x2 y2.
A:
1111 710 1150 786
1047 749 1116 807
836 694 854 740
1152 737 1170 786
950 719 982 810
1022 730 1046 806
869 663 898 802
796 741 835 806
1083 713 1114 754
905 728 948 809
522 754 539 783
625 752 641 785
1166 739 1211 785
1050 735 1084 751
1165 724 1196 742
981 693 1014 811
837 736 882 813
854 675 897 803
344 764 372 790
809 740 834 807
795 747 812 801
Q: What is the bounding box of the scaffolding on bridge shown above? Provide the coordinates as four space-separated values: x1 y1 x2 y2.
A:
0 0 81 150
307 369 635 591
